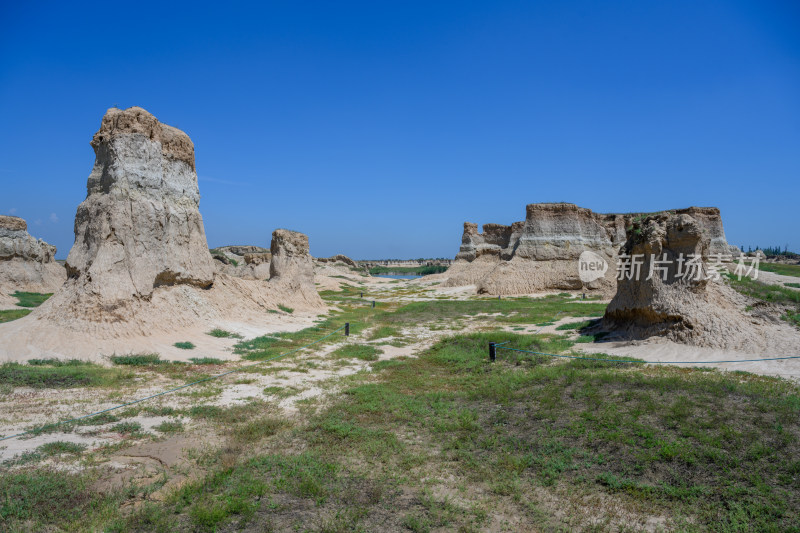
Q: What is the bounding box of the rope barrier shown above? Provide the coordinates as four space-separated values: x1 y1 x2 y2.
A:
0 324 348 443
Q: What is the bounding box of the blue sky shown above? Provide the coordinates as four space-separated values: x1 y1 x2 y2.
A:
1 1 798 259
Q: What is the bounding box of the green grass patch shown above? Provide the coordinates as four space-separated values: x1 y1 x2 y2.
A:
154 420 184 434
109 353 163 366
278 304 294 314
758 262 800 278
331 344 382 361
11 291 52 307
785 282 800 289
555 319 593 331
207 328 243 339
37 441 86 456
0 308 30 322
369 325 400 340
189 357 224 365
0 469 118 529
0 361 134 389
173 342 195 350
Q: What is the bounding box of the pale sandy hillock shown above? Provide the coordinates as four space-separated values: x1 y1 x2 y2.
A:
0 215 66 307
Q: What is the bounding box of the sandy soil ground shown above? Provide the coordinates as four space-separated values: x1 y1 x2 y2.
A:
3 272 800 469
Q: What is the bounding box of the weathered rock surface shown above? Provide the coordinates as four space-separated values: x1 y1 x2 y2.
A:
5 107 324 344
447 203 619 295
270 229 322 306
63 106 216 307
0 215 66 306
446 203 739 296
602 213 762 348
316 254 358 268
673 207 741 257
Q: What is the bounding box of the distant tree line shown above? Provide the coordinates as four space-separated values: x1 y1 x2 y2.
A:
740 245 796 257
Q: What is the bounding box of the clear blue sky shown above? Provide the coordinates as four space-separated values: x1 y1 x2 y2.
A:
1 1 798 259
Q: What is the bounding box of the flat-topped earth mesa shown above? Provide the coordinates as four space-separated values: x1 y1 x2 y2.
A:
440 203 739 297
0 107 325 362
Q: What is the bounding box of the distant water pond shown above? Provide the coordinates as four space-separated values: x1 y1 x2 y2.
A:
374 274 422 280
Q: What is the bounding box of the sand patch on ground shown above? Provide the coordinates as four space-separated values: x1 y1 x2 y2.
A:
576 336 800 380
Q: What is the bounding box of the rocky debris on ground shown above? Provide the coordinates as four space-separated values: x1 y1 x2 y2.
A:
0 215 66 306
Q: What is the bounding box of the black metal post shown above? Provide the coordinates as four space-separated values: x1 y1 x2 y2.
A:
372 300 376 308
345 322 350 336
489 342 496 362
360 292 363 298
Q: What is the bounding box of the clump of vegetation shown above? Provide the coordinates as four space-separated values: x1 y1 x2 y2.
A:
207 328 243 339
11 291 52 307
726 273 800 327
37 441 86 456
110 421 143 435
189 357 224 365
331 344 381 361
554 319 593 331
154 420 184 434
369 325 400 340
0 308 31 323
0 361 133 389
109 353 163 366
785 282 800 289
173 342 196 350
278 304 294 314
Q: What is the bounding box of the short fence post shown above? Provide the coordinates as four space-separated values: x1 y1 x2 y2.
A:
372 300 376 308
345 322 350 336
360 292 363 298
489 342 496 362
498 295 501 300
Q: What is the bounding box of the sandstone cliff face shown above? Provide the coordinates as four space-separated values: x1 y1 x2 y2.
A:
0 215 66 305
445 203 739 296
602 213 759 348
64 106 215 307
446 203 619 295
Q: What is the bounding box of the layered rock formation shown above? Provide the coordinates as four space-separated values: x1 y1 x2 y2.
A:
0 216 66 306
446 203 621 295
4 107 324 345
63 106 216 307
445 203 739 296
602 212 761 348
